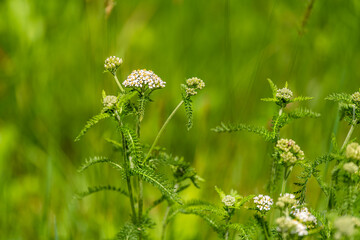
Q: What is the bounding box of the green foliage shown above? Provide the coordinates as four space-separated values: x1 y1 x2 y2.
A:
75 112 112 141
120 126 143 164
211 122 274 141
130 166 182 204
105 138 123 150
116 222 139 240
78 156 123 173
76 185 129 199
167 200 227 237
326 92 360 125
181 85 194 130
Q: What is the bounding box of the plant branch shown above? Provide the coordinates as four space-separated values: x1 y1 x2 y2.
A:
145 100 184 160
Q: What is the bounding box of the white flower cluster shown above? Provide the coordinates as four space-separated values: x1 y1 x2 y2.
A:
103 95 117 108
253 194 273 211
291 207 317 228
104 56 123 74
276 216 308 237
276 193 297 209
222 195 236 207
123 69 165 89
346 142 360 160
276 139 304 165
276 88 293 101
343 162 359 174
352 91 360 102
185 77 205 96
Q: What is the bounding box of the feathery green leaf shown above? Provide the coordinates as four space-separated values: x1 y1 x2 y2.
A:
75 112 111 141
78 156 123 173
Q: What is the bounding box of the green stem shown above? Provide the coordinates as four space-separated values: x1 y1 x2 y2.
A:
113 74 125 93
145 100 184 160
161 184 178 240
224 209 232 240
116 111 137 223
281 166 290 195
279 107 283 116
261 217 270 240
341 124 355 151
136 113 144 237
161 206 170 240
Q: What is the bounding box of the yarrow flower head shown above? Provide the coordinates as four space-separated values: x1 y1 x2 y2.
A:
184 77 205 96
346 142 360 160
103 95 117 108
276 88 293 102
291 207 317 229
123 69 165 90
222 195 236 207
276 216 308 237
104 56 123 74
276 193 297 209
101 91 117 111
276 139 304 165
215 186 241 208
343 162 359 174
352 91 360 103
253 194 273 212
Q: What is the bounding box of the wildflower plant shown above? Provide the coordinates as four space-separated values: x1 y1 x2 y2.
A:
75 56 205 239
210 79 323 239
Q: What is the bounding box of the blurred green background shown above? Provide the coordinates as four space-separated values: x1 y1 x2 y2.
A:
1 0 360 239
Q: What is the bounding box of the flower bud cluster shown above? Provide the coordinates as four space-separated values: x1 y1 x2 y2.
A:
346 142 360 160
276 88 293 102
104 56 123 74
343 162 359 174
103 95 117 108
123 69 165 89
276 216 308 237
352 91 360 102
185 77 205 96
222 195 236 207
276 139 304 165
253 194 273 212
276 193 297 209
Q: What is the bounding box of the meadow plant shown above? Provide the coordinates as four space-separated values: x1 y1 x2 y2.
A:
75 56 205 239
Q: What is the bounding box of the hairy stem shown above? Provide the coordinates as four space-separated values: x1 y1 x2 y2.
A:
145 100 184 160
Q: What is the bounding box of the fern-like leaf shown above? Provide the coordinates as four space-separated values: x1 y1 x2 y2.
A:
75 112 111 141
267 78 278 98
325 93 352 102
120 126 143 164
131 166 182 204
183 98 193 130
211 122 274 141
78 156 123 172
288 108 321 120
116 222 139 240
105 138 123 150
76 185 129 199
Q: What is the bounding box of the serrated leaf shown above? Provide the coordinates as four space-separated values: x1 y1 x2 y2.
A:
75 112 111 141
76 185 128 199
131 166 182 204
78 156 123 172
